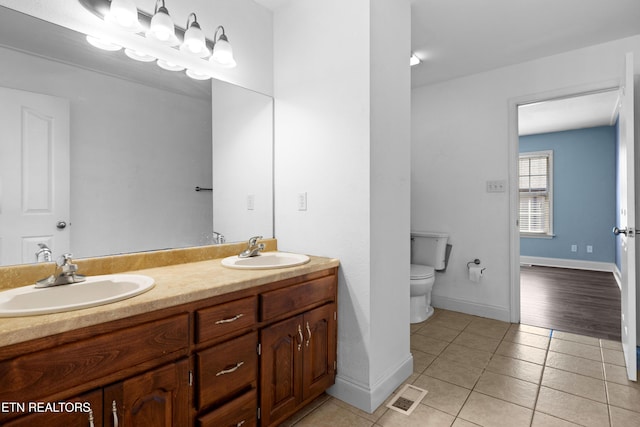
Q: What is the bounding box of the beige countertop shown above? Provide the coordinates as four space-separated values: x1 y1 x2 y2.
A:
0 254 339 348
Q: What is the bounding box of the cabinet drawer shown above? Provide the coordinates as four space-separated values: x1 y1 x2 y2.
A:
197 388 256 427
0 314 189 403
260 275 336 321
197 332 258 409
196 296 257 343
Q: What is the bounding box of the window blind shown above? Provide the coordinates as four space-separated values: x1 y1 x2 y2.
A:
519 152 552 235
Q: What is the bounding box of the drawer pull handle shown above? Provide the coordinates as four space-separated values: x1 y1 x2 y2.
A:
215 313 244 324
216 361 244 376
112 401 119 427
236 420 246 427
306 321 312 347
297 324 303 351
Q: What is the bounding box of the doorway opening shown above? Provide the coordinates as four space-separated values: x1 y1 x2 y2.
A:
511 88 622 341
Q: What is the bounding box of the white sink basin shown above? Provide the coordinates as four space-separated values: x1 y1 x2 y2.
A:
221 252 310 270
0 274 155 317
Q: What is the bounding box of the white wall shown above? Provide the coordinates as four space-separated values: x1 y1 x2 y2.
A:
273 0 411 413
411 35 640 322
212 80 273 242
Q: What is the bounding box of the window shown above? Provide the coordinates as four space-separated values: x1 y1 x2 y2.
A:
519 151 553 236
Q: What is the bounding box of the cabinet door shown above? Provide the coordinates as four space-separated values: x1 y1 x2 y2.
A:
104 359 189 427
259 315 303 427
302 303 337 400
4 389 103 427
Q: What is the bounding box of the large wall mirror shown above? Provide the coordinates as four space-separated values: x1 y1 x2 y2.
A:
0 6 274 267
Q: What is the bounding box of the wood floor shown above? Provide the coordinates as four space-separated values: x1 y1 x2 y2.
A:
520 265 621 341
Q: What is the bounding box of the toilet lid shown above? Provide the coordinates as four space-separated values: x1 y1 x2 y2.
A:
411 264 434 279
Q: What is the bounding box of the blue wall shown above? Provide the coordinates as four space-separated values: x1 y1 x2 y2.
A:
520 126 616 263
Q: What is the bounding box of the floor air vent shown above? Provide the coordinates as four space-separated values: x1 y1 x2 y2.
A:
385 384 428 416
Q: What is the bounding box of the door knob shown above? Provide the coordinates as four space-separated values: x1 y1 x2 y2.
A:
56 221 67 229
613 226 634 237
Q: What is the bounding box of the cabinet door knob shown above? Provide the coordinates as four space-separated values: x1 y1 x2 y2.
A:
305 321 312 347
112 401 119 427
297 324 303 351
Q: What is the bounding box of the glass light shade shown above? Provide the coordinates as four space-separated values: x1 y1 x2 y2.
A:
157 59 185 72
124 48 156 62
86 35 122 51
186 69 211 80
146 9 178 46
211 38 236 68
180 25 210 57
106 0 142 32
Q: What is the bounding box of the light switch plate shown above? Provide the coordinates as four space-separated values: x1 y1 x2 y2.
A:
486 180 506 193
297 192 307 211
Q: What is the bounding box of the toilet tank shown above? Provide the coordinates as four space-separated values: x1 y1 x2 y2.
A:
411 231 449 270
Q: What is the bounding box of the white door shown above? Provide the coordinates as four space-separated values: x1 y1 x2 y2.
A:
615 53 637 381
0 87 70 266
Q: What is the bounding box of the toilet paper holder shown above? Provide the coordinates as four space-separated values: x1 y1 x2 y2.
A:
467 259 486 273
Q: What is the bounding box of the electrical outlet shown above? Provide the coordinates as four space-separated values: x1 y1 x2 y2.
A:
571 244 577 252
297 192 307 211
247 194 255 210
586 245 593 253
486 180 506 193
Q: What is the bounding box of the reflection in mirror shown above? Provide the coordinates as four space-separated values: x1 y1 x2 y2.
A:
0 6 273 267
212 80 273 243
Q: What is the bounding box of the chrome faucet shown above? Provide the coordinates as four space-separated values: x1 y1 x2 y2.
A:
35 253 86 288
36 243 53 263
238 236 265 258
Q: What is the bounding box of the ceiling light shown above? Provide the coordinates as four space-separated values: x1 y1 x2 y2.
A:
105 0 142 32
410 54 421 67
180 13 210 57
146 0 179 46
210 26 236 68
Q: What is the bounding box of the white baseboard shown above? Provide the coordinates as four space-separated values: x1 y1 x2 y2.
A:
431 295 511 322
328 354 413 413
520 256 616 273
613 264 622 290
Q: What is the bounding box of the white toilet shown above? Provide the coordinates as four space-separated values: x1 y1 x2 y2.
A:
410 231 449 323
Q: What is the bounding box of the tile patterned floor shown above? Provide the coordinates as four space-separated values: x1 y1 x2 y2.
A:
281 308 640 427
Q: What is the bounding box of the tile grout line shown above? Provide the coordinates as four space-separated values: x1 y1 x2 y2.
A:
601 341 614 427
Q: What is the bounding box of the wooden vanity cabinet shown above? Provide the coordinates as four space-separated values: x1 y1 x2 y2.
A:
259 277 337 427
104 359 190 427
0 266 338 427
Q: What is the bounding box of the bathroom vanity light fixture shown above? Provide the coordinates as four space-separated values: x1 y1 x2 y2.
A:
210 26 236 68
78 0 237 81
146 0 179 46
181 13 209 57
105 0 142 32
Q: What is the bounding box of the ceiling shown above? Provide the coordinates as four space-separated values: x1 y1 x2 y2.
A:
409 0 640 88
255 0 637 135
518 90 620 136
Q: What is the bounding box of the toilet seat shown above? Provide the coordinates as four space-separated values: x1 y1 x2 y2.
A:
410 264 434 280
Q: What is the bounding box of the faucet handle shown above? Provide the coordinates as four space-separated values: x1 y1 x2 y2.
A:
57 253 74 267
248 236 263 246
